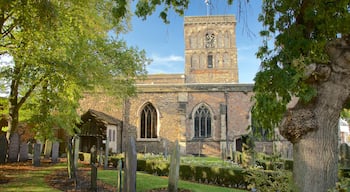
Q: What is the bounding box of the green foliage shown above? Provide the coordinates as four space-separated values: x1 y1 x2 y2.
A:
1 126 8 132
0 0 149 138
328 177 350 192
245 168 294 192
253 0 350 129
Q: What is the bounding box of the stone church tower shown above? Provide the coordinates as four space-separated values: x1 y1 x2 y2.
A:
184 15 238 83
80 14 254 157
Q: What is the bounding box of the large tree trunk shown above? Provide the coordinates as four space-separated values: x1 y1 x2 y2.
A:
292 82 341 191
280 37 350 192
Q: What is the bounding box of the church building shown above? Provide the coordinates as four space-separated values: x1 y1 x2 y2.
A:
126 15 254 157
80 14 255 157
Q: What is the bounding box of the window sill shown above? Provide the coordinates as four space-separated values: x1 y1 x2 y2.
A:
190 137 214 142
136 138 161 142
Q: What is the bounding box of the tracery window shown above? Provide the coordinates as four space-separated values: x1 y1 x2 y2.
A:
140 103 158 139
194 105 212 138
207 55 213 68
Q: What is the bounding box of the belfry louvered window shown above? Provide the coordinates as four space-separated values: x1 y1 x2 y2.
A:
140 103 158 138
194 105 212 138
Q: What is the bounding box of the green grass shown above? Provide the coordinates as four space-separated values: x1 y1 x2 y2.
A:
98 170 247 192
0 164 64 192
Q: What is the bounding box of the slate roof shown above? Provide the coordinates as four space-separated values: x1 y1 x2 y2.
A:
81 109 121 126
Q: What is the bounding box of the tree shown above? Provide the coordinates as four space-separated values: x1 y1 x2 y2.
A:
0 0 148 140
253 0 350 191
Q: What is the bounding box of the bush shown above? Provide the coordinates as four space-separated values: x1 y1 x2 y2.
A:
145 159 169 176
245 168 293 192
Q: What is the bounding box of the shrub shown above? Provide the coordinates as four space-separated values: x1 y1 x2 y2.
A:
145 159 169 176
245 168 293 192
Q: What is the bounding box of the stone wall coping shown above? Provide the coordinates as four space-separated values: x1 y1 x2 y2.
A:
184 15 236 24
136 83 253 93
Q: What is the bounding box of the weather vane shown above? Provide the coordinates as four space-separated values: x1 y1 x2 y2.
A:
204 0 211 16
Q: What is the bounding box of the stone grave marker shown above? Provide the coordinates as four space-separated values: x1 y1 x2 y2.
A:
8 133 20 162
33 143 41 166
163 140 168 159
44 140 53 159
73 136 80 170
117 159 123 192
123 137 137 192
19 143 28 162
168 140 180 192
52 142 59 163
0 135 7 163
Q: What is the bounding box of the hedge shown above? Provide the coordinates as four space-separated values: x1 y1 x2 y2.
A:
108 156 294 190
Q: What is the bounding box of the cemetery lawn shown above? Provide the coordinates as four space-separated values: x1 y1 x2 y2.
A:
0 162 63 192
98 170 247 192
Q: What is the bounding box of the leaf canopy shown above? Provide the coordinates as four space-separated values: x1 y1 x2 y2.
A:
253 0 350 129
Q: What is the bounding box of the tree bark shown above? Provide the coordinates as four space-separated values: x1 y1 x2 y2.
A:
292 82 342 192
280 36 350 192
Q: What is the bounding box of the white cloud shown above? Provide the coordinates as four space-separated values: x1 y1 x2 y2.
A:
147 54 185 74
151 54 184 63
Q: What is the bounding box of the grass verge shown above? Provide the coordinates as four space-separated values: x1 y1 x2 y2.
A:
98 170 247 192
0 163 65 192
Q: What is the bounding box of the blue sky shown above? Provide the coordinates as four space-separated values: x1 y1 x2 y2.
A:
122 0 263 83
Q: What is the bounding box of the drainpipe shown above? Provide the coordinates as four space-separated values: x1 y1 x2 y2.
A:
224 91 229 159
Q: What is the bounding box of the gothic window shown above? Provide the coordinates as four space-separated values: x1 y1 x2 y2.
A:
140 103 158 139
207 54 213 68
194 105 212 138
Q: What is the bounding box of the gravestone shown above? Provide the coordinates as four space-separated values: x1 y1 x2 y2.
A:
8 133 20 162
117 159 123 192
33 143 41 166
19 143 28 162
163 140 168 159
0 135 7 163
52 142 59 163
123 137 137 192
73 136 80 170
168 140 180 192
44 140 53 159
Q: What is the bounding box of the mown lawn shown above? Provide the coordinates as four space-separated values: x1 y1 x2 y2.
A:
0 162 247 192
98 170 247 192
0 163 63 192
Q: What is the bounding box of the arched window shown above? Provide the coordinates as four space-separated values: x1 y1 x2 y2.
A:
140 103 158 139
194 105 212 138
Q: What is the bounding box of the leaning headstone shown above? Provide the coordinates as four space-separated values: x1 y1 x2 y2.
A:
8 133 20 162
117 159 123 192
73 136 80 170
19 143 28 162
0 135 7 163
123 137 137 192
168 140 180 192
44 140 53 159
33 143 41 166
51 142 59 163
